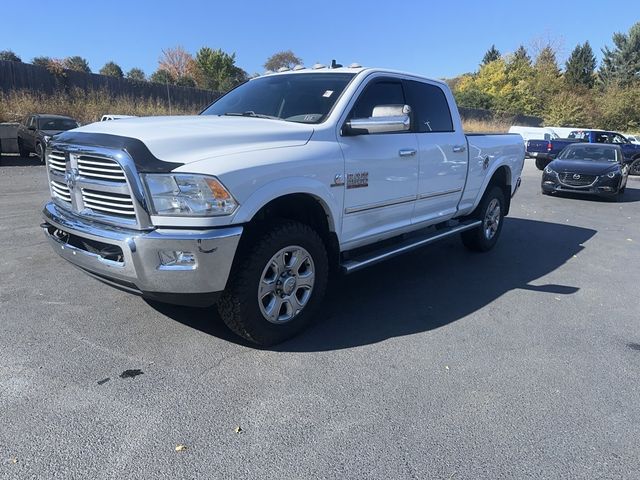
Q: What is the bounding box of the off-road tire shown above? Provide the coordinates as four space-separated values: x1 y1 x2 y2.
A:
461 186 506 252
217 220 329 346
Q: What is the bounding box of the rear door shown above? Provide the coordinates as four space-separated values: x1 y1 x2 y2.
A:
338 76 419 247
404 79 467 225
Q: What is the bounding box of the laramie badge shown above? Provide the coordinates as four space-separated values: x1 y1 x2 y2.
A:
346 172 369 189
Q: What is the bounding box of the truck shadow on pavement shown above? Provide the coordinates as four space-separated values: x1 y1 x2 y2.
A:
150 217 596 351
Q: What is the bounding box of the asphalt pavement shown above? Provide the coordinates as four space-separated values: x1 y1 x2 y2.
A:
1 155 639 479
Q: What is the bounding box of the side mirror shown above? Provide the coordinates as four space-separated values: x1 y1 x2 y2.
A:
344 104 411 136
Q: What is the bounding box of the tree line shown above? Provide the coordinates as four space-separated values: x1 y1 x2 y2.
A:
0 48 302 92
449 22 640 131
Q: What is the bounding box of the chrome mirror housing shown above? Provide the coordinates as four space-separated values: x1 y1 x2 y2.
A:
344 104 411 135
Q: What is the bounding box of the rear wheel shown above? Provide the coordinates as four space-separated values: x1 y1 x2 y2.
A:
461 186 505 252
218 220 329 346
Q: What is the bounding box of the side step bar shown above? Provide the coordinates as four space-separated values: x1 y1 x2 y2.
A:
340 220 482 274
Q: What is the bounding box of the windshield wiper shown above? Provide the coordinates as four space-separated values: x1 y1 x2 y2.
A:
222 111 281 120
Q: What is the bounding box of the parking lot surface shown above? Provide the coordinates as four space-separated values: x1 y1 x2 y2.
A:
1 156 639 479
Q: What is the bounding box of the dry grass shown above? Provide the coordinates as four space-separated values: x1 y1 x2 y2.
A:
0 88 200 124
462 118 511 133
0 90 517 134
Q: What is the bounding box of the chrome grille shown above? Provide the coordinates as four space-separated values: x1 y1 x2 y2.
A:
47 151 67 173
78 155 127 182
81 188 136 217
50 180 72 203
559 172 597 187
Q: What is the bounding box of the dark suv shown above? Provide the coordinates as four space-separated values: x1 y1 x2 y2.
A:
17 114 79 162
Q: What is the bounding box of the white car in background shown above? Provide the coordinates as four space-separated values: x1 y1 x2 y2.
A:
508 126 559 143
624 134 640 145
100 115 137 121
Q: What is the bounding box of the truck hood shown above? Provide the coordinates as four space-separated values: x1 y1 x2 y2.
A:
71 115 315 164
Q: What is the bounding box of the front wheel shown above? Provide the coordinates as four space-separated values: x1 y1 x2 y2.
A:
461 186 506 252
218 220 329 346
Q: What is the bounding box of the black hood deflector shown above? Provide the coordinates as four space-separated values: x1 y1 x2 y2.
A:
53 131 183 173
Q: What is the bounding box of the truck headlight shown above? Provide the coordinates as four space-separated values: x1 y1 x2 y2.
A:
142 174 238 216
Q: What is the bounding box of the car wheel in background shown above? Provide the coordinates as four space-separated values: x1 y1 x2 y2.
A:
35 142 44 163
535 158 546 170
630 158 640 176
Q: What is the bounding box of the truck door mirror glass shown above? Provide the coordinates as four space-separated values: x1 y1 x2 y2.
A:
344 104 411 135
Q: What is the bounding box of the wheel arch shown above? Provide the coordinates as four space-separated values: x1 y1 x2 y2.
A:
235 185 341 268
486 164 512 215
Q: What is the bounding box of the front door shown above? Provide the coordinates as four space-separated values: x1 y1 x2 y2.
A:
338 77 419 248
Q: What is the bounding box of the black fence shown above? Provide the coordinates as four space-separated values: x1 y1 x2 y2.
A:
459 107 543 127
0 60 220 108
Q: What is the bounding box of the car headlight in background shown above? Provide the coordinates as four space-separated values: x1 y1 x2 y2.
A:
605 171 619 179
43 135 51 143
142 174 238 216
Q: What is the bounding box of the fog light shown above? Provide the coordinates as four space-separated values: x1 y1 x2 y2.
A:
158 250 196 268
599 186 614 192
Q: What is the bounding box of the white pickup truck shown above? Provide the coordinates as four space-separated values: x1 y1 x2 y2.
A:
42 66 524 345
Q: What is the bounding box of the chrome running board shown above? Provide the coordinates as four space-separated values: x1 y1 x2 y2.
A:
340 220 482 274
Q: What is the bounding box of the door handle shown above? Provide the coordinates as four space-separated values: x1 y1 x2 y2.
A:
453 145 466 153
399 148 417 157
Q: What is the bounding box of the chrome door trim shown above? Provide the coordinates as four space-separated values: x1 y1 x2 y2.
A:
344 195 416 214
417 188 462 200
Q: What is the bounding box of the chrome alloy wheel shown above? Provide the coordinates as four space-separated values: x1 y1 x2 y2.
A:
483 198 501 240
258 245 315 324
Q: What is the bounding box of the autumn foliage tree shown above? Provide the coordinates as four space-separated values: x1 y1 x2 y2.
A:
264 50 302 71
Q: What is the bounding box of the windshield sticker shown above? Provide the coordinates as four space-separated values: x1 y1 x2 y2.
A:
323 90 334 98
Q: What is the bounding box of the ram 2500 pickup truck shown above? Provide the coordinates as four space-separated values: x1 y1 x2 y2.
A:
529 129 640 173
41 66 524 345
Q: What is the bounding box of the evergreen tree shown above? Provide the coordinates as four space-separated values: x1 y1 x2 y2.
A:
126 68 146 81
0 50 22 62
99 61 124 78
513 45 531 65
565 42 596 88
64 56 91 73
31 56 52 68
599 21 640 86
482 45 501 65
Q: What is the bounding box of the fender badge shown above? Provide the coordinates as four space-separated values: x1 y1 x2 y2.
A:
346 172 369 189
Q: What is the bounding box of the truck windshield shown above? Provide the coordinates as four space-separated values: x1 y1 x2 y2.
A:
201 73 356 124
558 145 619 162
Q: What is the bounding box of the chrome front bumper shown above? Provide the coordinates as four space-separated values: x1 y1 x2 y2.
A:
42 202 243 306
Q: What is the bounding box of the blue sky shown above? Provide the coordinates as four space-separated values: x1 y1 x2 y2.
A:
1 0 637 79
